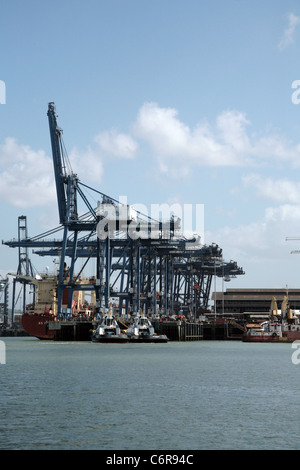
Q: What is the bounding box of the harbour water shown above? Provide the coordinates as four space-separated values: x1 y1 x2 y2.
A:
1 337 300 450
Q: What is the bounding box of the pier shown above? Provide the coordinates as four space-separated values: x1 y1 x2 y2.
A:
203 318 246 340
0 316 246 341
46 318 205 342
48 318 245 341
153 320 203 341
48 320 94 341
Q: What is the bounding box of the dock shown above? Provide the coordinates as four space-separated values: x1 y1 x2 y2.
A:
203 318 246 340
0 314 247 342
47 318 204 342
48 320 94 341
152 320 203 341
9 316 246 341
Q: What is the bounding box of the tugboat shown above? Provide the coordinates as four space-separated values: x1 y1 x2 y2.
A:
242 320 282 342
243 294 300 343
126 312 169 343
91 307 129 343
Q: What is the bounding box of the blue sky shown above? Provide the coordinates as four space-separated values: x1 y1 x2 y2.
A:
2 0 300 300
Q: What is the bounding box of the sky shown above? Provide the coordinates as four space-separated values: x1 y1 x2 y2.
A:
2 0 300 304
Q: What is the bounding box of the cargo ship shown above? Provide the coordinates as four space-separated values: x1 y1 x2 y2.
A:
21 270 96 340
243 295 300 343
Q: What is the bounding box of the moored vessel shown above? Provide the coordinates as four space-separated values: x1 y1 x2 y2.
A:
20 269 96 340
242 321 282 342
22 312 56 340
91 309 128 343
243 294 300 343
126 313 169 343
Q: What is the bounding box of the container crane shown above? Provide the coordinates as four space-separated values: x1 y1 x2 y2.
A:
3 103 245 319
47 102 97 315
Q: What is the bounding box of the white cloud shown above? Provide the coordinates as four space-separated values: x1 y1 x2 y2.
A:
278 12 300 51
69 146 103 183
69 128 137 183
207 202 300 268
132 102 300 174
243 174 300 204
252 134 300 165
133 102 252 168
265 204 300 222
95 129 138 158
0 136 105 209
216 110 251 153
0 127 135 209
0 137 55 208
3 102 300 211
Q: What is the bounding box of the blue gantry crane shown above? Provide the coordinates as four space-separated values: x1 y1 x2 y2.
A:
3 102 245 319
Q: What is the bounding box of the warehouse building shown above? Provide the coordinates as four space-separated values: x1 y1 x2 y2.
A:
212 288 300 315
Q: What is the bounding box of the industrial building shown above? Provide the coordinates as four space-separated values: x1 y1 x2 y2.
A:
212 288 300 315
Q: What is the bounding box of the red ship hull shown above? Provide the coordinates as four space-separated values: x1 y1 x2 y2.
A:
282 331 300 342
242 335 279 343
243 331 300 343
21 313 56 340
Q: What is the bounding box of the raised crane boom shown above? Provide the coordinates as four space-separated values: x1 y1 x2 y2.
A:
47 102 81 313
47 102 67 224
47 102 78 225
